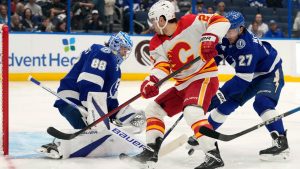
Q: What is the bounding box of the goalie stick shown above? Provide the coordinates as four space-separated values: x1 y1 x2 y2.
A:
32 56 202 140
199 106 300 141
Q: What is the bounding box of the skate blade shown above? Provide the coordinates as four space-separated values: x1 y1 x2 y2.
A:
260 149 290 162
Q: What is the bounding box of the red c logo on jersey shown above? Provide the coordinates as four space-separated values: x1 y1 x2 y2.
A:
167 41 194 70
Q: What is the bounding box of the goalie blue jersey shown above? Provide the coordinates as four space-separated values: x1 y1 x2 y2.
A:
54 44 120 112
215 29 282 96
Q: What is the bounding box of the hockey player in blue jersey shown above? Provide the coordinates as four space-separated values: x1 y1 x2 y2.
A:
202 11 289 161
38 32 147 159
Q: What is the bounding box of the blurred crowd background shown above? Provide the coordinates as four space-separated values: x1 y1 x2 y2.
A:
0 0 299 38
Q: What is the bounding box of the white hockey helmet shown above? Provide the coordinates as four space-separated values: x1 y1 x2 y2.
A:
148 0 176 34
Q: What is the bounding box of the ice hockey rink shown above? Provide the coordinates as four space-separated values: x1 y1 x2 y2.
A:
1 81 300 169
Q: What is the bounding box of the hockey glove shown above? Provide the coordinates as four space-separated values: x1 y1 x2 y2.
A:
208 89 227 112
200 33 219 62
140 75 159 99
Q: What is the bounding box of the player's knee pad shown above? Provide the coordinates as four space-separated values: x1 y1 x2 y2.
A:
58 104 87 129
145 101 167 120
183 105 205 126
253 95 277 116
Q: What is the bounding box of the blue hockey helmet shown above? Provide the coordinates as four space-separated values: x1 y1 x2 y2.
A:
108 31 133 64
224 11 245 29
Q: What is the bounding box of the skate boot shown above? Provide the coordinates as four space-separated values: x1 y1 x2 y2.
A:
259 131 290 161
37 141 62 159
195 143 224 169
120 137 163 168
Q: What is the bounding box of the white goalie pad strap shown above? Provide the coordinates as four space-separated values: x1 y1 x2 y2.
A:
260 109 279 121
183 106 206 126
77 72 104 89
209 109 228 124
86 92 108 129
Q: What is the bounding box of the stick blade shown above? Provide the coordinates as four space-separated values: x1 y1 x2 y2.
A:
199 126 233 142
47 127 77 140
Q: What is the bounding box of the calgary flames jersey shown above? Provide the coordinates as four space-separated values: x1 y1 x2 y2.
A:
149 14 230 90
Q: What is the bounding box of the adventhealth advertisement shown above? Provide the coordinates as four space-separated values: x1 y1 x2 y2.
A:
9 34 300 80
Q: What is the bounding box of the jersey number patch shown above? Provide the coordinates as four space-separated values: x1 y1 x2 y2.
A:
91 59 107 70
238 54 253 66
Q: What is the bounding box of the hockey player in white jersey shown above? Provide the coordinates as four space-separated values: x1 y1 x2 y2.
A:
121 1 230 169
37 32 146 159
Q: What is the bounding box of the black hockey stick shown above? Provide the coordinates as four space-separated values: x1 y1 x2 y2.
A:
199 106 300 141
45 57 202 140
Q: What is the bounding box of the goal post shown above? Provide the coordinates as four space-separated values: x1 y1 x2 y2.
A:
0 24 9 155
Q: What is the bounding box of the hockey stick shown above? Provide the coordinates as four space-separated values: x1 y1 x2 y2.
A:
40 57 202 140
199 106 300 141
120 114 186 159
28 76 155 152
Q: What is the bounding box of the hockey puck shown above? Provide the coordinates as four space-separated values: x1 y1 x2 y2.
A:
119 153 129 160
188 148 194 156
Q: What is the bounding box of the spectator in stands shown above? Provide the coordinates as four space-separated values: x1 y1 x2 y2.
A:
247 0 267 7
248 13 268 35
11 0 21 14
104 0 115 33
293 11 300 37
215 1 226 16
84 9 103 32
123 0 141 33
264 20 284 38
15 2 25 16
249 20 264 38
0 5 8 24
54 13 66 32
196 0 207 13
266 0 283 8
10 14 24 31
49 0 66 19
21 8 37 31
25 0 43 17
207 6 214 14
37 17 54 32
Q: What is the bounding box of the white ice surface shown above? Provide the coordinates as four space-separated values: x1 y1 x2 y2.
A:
1 81 300 169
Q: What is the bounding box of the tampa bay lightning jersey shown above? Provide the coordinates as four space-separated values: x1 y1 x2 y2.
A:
54 44 121 112
215 29 282 96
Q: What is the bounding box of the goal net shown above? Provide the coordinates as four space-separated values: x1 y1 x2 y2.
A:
0 24 9 155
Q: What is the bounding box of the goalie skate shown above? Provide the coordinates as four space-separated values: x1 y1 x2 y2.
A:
37 142 62 159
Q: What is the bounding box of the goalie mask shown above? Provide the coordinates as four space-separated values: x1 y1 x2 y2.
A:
108 31 133 64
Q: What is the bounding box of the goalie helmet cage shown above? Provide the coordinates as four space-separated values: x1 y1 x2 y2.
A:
0 24 9 155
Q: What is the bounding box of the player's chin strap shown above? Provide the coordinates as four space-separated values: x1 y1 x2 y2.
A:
156 19 168 35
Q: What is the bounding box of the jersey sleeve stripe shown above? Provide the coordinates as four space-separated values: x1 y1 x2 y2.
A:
77 72 105 89
58 90 80 100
